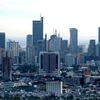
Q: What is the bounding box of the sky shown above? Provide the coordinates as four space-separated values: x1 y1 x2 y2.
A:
0 0 100 46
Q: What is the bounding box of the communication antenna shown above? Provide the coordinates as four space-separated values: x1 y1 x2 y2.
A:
58 31 60 37
55 29 57 36
45 34 47 40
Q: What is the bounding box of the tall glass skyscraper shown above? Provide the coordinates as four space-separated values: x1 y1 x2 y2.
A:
33 17 43 47
0 32 5 49
88 39 96 56
69 28 78 54
98 27 100 43
26 34 33 46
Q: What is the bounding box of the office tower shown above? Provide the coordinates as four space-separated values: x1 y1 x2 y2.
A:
88 40 96 56
61 40 68 52
50 33 62 51
46 80 63 94
65 53 75 67
97 27 100 56
33 16 43 47
26 46 33 64
96 43 100 56
26 34 33 64
48 39 55 52
7 40 19 57
78 45 86 53
98 27 100 43
19 49 26 64
7 40 19 64
39 52 60 77
33 46 38 64
0 48 6 65
77 53 84 65
61 50 68 63
37 40 45 55
0 32 5 49
2 57 11 80
26 34 33 46
69 28 78 54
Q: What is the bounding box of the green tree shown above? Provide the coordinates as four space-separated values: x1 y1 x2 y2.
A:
76 98 80 100
61 95 67 100
13 94 22 100
67 95 74 100
42 94 59 100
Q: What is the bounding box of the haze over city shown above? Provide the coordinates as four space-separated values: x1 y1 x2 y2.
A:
0 0 100 46
1 0 100 99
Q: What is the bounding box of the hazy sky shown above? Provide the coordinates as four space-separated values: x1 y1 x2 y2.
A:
0 0 100 46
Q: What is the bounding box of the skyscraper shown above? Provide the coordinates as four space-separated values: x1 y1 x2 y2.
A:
33 16 43 47
0 32 5 49
37 40 45 56
39 51 60 77
77 53 84 65
61 40 68 52
97 27 100 56
7 40 19 64
26 34 33 46
88 39 96 56
98 27 100 43
2 57 11 80
48 39 55 52
26 45 33 64
65 53 75 67
26 34 33 64
69 28 78 54
0 48 6 65
50 33 62 51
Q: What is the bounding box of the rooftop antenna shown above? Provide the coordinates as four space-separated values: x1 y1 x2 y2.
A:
58 31 60 37
45 34 47 40
55 29 57 36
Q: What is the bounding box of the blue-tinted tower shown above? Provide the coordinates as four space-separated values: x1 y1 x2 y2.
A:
0 32 5 48
33 17 43 47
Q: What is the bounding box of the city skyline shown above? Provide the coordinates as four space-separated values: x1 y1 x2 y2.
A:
1 0 100 46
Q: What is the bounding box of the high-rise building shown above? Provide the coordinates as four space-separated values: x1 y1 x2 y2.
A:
19 49 26 64
65 53 75 67
2 57 11 80
77 53 84 65
26 34 33 64
96 43 100 56
50 33 62 51
33 16 43 46
37 40 45 56
61 40 68 52
88 40 96 56
69 28 78 54
7 40 19 64
97 27 100 56
48 39 55 52
0 32 5 49
26 46 33 64
98 27 100 43
26 34 33 46
0 48 6 65
39 52 60 77
7 40 19 57
78 45 86 53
